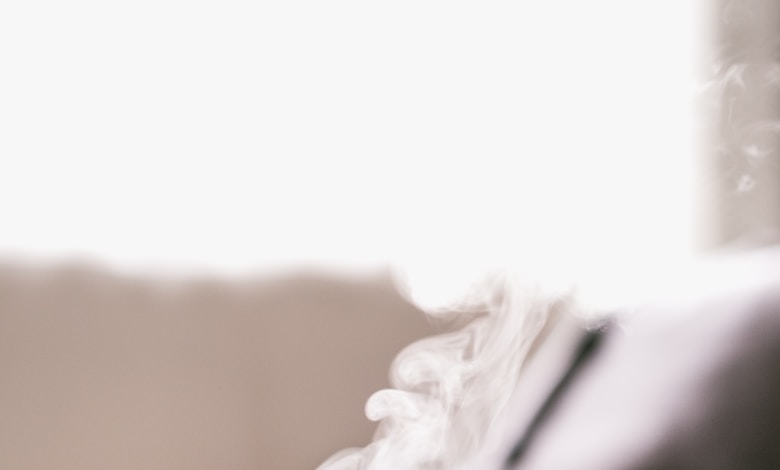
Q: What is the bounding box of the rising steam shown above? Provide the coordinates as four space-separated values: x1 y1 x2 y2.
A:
318 270 570 469
315 2 719 469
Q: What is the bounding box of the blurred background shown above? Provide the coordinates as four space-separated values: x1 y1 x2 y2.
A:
0 0 778 468
0 265 431 469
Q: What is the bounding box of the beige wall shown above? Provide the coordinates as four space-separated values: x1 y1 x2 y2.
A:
0 263 432 470
701 0 780 248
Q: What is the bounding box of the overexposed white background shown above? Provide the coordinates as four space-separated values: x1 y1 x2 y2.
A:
0 1 699 297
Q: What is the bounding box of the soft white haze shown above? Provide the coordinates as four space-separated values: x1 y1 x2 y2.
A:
1 2 704 469
1 1 699 295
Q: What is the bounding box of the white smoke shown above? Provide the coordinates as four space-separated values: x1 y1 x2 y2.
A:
317 2 704 469
319 270 563 470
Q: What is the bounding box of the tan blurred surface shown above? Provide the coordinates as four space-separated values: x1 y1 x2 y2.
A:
701 0 780 249
0 263 432 470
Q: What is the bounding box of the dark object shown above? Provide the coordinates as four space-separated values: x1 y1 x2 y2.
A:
505 324 610 468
